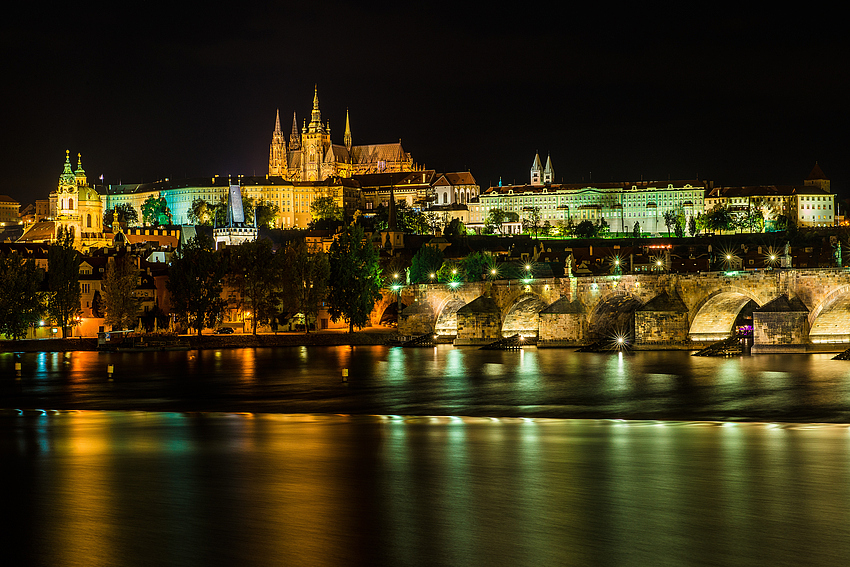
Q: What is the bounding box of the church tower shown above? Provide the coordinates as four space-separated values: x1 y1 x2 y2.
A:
301 86 331 182
268 109 287 176
805 162 830 193
530 153 543 185
74 153 87 187
57 150 78 214
543 154 554 185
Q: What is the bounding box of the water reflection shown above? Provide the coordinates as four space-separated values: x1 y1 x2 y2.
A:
5 347 850 421
5 412 850 566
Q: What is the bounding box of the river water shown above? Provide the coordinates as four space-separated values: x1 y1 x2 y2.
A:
3 347 850 565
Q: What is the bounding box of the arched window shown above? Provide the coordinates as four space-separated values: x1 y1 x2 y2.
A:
86 214 92 228
68 198 74 209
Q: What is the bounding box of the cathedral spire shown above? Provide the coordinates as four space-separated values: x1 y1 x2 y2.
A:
269 109 286 176
289 112 300 150
344 108 352 150
309 85 323 133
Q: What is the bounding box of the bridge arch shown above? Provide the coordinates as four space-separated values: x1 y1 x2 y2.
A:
587 292 642 339
434 297 467 336
689 289 760 342
809 285 850 343
502 293 549 338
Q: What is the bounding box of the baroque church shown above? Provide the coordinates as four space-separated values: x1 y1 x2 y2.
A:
268 87 417 181
19 150 107 251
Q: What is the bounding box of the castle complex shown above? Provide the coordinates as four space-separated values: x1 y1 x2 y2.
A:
268 86 417 181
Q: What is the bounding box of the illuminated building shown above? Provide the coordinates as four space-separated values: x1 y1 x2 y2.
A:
470 156 707 235
213 185 258 249
0 194 21 223
19 151 109 251
268 86 419 181
705 164 836 228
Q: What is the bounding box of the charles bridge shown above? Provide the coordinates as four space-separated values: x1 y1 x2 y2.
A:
382 268 850 352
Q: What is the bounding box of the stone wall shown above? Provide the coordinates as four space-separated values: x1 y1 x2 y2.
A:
752 311 809 352
635 311 689 344
538 313 586 347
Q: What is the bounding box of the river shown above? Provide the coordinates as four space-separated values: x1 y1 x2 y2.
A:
3 347 850 565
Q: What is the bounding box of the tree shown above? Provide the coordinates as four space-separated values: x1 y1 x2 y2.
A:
311 196 343 221
103 253 141 331
444 217 467 238
141 195 172 226
436 260 464 283
91 289 105 318
632 221 641 238
663 210 677 236
409 244 444 283
254 200 280 228
103 203 139 227
461 252 491 282
596 217 610 237
0 251 44 339
167 232 227 336
485 208 509 234
522 206 542 237
327 224 382 333
187 198 214 225
673 207 686 238
282 241 330 333
702 205 734 233
574 219 596 238
228 239 281 335
47 226 81 338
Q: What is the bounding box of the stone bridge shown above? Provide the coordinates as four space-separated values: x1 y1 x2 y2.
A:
392 269 850 351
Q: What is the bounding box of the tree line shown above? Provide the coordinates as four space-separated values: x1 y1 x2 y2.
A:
166 222 381 336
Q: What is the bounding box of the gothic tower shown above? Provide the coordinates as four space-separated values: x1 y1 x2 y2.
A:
543 154 554 184
289 112 300 150
301 86 331 181
530 153 543 185
268 109 287 176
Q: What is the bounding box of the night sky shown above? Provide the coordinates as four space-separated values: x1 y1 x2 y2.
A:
4 3 848 206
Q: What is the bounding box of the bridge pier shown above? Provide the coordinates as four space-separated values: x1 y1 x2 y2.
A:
751 294 810 353
538 297 587 347
635 292 690 346
454 296 502 345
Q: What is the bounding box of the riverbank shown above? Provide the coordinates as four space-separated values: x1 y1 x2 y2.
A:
0 329 398 352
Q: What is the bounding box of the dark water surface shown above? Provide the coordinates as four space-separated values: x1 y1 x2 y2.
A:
4 346 850 420
3 413 850 566
4 347 850 565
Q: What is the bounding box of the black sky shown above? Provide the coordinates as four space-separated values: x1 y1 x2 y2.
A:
3 3 848 206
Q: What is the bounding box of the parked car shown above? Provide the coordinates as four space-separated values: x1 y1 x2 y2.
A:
215 327 235 334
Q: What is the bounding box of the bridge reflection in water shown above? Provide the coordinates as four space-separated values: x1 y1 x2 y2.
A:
395 270 850 351
5 412 850 567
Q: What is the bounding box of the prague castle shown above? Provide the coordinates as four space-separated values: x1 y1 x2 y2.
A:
268 86 418 181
